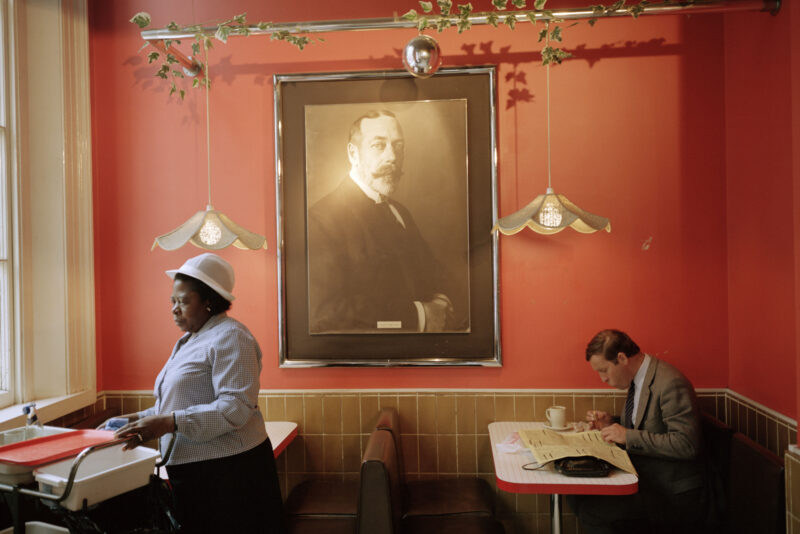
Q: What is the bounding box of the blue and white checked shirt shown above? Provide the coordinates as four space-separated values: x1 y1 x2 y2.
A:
139 313 267 465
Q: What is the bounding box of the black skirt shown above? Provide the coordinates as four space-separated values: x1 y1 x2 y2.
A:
166 438 286 534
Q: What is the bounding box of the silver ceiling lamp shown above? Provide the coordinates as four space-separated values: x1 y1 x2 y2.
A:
152 42 267 251
493 25 610 236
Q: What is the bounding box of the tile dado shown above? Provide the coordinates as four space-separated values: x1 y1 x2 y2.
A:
46 389 796 534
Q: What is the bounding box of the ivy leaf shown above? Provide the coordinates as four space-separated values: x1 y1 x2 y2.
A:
537 27 547 41
147 51 160 64
166 53 178 64
156 64 169 79
487 12 499 27
504 14 517 29
526 12 538 23
550 25 563 41
492 0 508 9
418 17 429 30
436 17 452 31
256 22 272 30
179 89 186 100
215 25 231 43
192 78 200 88
608 0 625 11
233 13 247 25
420 1 434 13
627 3 646 17
457 18 472 32
458 3 473 16
169 83 177 96
512 0 527 7
541 45 572 65
166 21 179 31
171 70 185 78
401 9 419 20
534 0 547 9
437 0 452 14
191 42 200 56
588 17 598 25
129 12 151 28
591 4 605 15
164 39 173 49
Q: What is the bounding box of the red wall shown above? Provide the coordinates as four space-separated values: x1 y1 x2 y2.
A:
723 4 798 418
90 1 753 405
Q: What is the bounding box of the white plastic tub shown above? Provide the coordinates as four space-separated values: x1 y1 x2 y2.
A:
33 445 159 511
0 427 75 485
0 522 69 533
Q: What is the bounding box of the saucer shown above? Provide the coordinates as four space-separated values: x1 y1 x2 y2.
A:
543 424 571 431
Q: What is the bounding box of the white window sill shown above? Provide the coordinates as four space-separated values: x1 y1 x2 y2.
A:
0 390 96 431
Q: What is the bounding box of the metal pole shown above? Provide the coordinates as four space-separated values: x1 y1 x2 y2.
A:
139 0 779 41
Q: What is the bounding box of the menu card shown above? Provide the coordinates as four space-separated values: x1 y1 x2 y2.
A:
518 428 637 475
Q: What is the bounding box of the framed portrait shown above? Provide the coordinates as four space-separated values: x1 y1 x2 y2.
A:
274 67 500 366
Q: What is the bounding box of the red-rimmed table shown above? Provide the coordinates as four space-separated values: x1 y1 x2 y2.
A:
488 421 638 534
265 421 298 457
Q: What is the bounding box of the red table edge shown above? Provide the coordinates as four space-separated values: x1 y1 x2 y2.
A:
496 476 638 495
271 425 298 458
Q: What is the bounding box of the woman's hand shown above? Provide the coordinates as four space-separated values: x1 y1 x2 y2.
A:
96 413 140 431
115 414 175 450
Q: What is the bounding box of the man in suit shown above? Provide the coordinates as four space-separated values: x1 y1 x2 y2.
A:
307 110 465 334
569 329 706 534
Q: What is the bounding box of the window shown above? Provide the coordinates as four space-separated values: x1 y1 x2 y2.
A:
0 0 12 407
0 0 95 424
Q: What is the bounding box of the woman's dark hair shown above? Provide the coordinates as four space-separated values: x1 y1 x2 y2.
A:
585 329 640 362
174 273 232 314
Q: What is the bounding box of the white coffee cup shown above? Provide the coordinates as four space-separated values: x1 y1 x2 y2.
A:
546 406 567 429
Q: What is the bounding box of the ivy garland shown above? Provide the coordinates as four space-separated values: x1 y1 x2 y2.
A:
131 0 651 98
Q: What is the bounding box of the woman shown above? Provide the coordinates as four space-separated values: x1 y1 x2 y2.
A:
112 253 285 533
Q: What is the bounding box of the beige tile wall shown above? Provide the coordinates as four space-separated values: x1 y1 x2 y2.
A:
52 388 796 534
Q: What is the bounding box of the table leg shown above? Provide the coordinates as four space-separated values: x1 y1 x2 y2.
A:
550 493 562 534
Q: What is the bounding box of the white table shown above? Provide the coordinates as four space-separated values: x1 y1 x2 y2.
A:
488 422 638 534
265 421 298 457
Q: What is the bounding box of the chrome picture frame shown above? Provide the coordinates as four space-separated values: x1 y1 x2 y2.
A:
274 67 500 367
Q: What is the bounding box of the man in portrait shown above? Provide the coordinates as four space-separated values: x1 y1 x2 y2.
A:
306 109 468 334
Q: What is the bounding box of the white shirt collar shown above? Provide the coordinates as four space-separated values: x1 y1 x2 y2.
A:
630 353 651 425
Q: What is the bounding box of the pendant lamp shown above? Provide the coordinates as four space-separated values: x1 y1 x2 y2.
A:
152 43 268 251
493 26 610 236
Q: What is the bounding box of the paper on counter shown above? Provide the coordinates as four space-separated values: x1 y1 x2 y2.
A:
495 431 527 454
518 428 637 475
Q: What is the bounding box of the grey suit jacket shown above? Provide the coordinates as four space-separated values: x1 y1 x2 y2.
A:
623 356 705 496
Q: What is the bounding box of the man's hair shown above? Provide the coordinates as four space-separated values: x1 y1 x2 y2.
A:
585 329 641 362
174 272 232 315
348 110 397 145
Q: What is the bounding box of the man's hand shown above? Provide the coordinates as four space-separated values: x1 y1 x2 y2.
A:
586 410 613 430
600 423 627 445
422 294 453 332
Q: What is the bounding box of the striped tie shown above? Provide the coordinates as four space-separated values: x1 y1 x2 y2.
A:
624 381 636 429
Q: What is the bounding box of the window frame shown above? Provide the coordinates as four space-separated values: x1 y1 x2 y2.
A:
0 0 95 428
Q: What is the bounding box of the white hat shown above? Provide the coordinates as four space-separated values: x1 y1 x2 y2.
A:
166 253 236 302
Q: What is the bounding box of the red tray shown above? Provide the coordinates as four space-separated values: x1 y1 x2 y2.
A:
0 430 116 467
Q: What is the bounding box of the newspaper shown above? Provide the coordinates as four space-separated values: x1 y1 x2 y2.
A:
518 428 637 475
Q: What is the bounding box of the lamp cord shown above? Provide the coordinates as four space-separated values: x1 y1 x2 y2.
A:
546 24 552 191
204 41 212 208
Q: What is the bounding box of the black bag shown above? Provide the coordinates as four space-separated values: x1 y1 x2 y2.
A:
554 456 612 477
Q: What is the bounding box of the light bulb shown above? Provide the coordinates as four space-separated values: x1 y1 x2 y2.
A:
539 198 563 228
198 219 222 245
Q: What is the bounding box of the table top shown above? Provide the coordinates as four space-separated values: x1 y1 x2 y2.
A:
489 421 638 496
265 421 298 457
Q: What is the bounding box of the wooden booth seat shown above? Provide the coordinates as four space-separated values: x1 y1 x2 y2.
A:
374 407 496 519
358 428 504 534
700 413 785 534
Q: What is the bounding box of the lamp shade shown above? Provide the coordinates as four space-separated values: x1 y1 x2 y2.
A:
152 205 268 251
493 188 611 235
